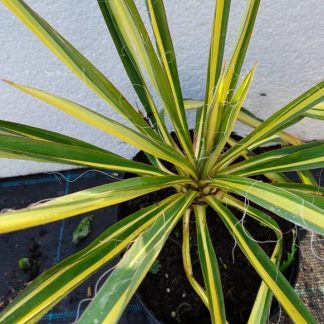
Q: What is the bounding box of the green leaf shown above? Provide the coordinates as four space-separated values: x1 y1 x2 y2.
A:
97 1 170 143
279 229 297 273
0 134 166 177
297 170 318 186
18 258 31 270
72 216 93 245
149 259 162 275
0 194 181 323
5 81 195 176
211 175 324 235
223 0 260 100
194 205 226 324
217 81 324 169
304 102 324 120
79 191 197 324
195 0 231 158
220 141 324 176
0 0 157 138
0 175 192 234
0 119 106 152
104 0 194 161
207 198 316 324
204 66 257 174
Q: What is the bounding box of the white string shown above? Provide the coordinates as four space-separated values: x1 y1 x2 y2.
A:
47 169 122 183
310 231 324 261
71 298 92 324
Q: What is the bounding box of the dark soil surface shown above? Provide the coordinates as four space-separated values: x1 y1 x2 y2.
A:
119 145 300 324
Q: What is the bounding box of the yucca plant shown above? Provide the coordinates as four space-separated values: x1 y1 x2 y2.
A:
0 0 323 323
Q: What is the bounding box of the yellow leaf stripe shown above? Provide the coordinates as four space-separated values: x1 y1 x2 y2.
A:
182 209 209 307
0 134 166 177
0 176 191 234
0 195 181 323
223 0 260 99
195 205 226 323
195 0 231 160
0 0 157 139
212 175 324 235
79 191 197 323
105 0 194 163
5 81 196 177
207 199 316 324
217 81 324 169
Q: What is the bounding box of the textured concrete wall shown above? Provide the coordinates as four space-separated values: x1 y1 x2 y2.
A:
0 0 323 177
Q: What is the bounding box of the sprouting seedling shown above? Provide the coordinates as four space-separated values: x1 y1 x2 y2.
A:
218 257 228 270
149 259 162 275
174 229 180 239
18 257 31 270
73 216 93 245
280 229 298 273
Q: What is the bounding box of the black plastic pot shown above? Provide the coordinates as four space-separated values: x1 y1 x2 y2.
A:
118 145 305 324
118 207 302 324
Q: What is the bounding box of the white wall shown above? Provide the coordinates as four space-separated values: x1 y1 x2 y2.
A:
0 0 323 178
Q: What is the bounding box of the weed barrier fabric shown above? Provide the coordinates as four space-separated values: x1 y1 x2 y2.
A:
0 168 323 323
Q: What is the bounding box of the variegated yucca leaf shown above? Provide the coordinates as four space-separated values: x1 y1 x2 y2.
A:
185 100 322 146
211 175 324 235
247 245 281 324
304 102 324 120
146 0 183 114
223 0 260 100
79 191 197 323
98 1 158 130
0 0 323 323
273 182 324 197
218 193 283 323
204 65 257 175
182 209 209 307
0 194 182 323
194 205 226 324
272 183 324 209
207 199 316 324
97 0 172 146
219 193 283 242
0 134 166 176
0 176 191 234
0 0 155 139
220 141 324 176
103 0 194 162
216 81 324 170
195 0 231 159
5 80 196 177
0 119 107 152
